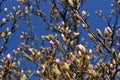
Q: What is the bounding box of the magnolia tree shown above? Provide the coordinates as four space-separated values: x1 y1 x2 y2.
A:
0 0 120 80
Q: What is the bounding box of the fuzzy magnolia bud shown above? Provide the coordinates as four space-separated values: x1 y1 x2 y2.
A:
4 8 8 12
82 10 87 16
96 28 102 37
70 40 74 46
74 32 79 38
28 48 34 55
21 74 27 80
7 31 11 36
118 52 120 62
82 23 88 29
117 0 120 4
42 65 45 73
61 34 66 42
56 40 60 46
52 66 61 77
88 33 94 40
89 49 92 54
104 27 112 36
61 62 70 71
68 0 74 7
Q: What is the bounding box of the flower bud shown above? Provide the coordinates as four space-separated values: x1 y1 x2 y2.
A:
89 49 92 54
88 33 94 40
13 6 16 11
55 59 60 64
61 21 65 27
117 0 120 4
42 65 45 73
21 74 27 80
61 34 66 42
52 66 61 77
82 23 88 29
112 48 115 54
77 44 86 54
7 31 11 36
68 0 74 7
118 52 120 61
104 27 112 36
96 28 102 37
6 54 11 61
56 40 60 46
49 40 54 45
28 48 34 55
36 70 40 75
4 8 8 12
74 32 79 38
85 55 91 61
112 59 116 65
82 10 87 16
70 40 74 46
2 18 6 23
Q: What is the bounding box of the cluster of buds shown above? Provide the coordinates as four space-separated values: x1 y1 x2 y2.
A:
41 34 54 40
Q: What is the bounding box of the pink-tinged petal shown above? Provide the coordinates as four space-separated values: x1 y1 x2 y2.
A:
55 59 60 64
61 21 65 25
6 54 11 61
36 70 40 75
67 60 72 65
107 27 112 33
49 40 54 45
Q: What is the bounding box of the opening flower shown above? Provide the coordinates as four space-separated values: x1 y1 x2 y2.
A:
77 44 86 53
55 59 60 64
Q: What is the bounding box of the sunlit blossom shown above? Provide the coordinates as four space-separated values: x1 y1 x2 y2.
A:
6 54 11 61
55 58 60 64
77 44 86 53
